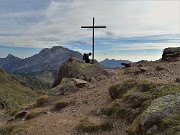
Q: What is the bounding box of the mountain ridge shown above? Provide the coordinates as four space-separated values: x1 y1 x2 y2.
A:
0 46 82 78
99 58 132 68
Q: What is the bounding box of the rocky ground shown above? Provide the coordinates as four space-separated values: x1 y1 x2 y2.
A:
20 68 129 135
0 48 180 135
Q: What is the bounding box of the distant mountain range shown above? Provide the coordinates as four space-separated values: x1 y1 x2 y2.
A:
99 58 132 68
0 46 82 83
0 46 133 83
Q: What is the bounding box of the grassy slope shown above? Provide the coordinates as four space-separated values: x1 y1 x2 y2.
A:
11 75 51 92
0 69 37 113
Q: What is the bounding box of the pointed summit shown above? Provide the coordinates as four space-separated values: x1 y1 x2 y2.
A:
6 54 20 61
0 46 82 77
6 54 15 59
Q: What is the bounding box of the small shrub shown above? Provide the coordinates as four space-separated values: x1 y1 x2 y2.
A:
0 124 14 135
126 116 141 135
25 108 46 120
109 79 138 100
157 85 180 98
35 95 48 107
103 104 137 123
137 81 157 92
78 117 113 133
156 112 180 135
0 122 26 135
61 78 71 85
122 91 151 109
78 117 99 132
109 84 121 100
52 100 68 111
99 121 113 131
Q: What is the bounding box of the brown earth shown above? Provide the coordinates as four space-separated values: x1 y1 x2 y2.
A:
2 60 180 135
21 68 129 135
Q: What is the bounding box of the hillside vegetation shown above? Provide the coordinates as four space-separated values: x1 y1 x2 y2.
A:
0 69 37 114
11 75 51 93
104 79 180 135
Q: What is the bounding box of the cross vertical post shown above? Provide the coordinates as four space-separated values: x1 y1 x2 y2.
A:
81 17 106 64
92 17 95 64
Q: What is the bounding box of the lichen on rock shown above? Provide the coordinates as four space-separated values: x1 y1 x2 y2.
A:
140 93 180 134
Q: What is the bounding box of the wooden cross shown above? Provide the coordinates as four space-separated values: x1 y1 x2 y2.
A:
81 17 106 64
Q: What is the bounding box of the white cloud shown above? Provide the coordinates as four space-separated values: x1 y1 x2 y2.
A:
0 0 179 61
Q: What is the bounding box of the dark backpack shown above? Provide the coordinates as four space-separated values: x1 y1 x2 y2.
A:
83 53 87 60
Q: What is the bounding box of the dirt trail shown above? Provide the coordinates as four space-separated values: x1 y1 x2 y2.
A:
22 70 129 135
19 61 180 135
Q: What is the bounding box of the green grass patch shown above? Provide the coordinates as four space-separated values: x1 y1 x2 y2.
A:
156 112 180 135
137 81 157 92
109 79 138 100
65 60 92 78
0 69 38 115
126 116 141 135
52 100 68 111
78 117 113 133
122 91 151 109
35 95 48 107
102 104 137 123
0 122 27 135
156 85 180 98
25 108 47 120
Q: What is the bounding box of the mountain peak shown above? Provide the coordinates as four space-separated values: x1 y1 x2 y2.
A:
5 54 20 61
0 46 82 76
39 46 68 56
6 54 16 59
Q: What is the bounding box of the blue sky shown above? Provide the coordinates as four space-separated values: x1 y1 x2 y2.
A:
0 0 180 61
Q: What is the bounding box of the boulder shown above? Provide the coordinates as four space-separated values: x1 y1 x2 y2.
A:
90 77 97 83
52 81 79 95
162 47 180 61
156 66 164 71
140 67 148 72
72 78 87 88
52 58 108 88
140 93 180 134
121 63 132 68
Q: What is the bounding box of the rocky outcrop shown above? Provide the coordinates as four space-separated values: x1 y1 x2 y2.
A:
139 67 148 72
136 93 180 134
52 81 79 95
121 63 132 68
162 47 180 61
72 78 87 88
52 58 108 88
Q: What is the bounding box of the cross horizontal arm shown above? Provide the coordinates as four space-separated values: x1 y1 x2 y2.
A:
81 26 106 28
